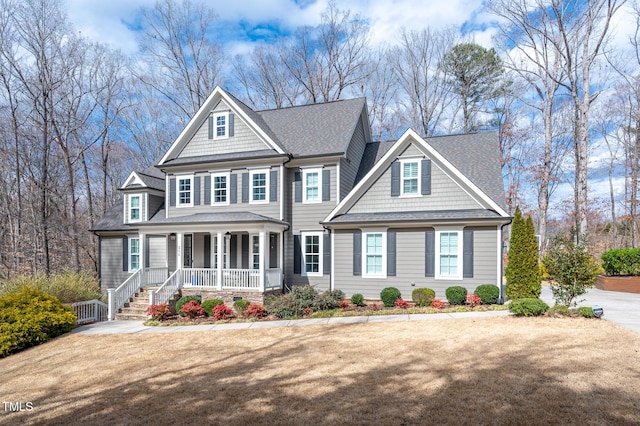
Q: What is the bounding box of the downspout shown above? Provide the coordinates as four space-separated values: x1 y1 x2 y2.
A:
499 219 513 304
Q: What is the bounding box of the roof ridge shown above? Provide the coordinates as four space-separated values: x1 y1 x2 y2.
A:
256 96 365 114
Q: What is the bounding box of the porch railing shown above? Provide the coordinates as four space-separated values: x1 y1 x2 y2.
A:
222 268 261 289
149 269 182 306
182 268 217 288
265 268 282 290
143 267 169 285
107 269 142 321
69 300 108 324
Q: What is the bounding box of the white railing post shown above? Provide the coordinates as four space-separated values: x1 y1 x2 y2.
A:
259 231 265 292
217 232 223 290
149 289 156 306
107 289 115 321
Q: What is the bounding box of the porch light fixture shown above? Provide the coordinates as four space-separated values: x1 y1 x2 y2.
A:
225 231 232 241
592 305 604 318
170 233 176 241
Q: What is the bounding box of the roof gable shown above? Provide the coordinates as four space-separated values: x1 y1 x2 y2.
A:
325 130 509 222
158 87 286 166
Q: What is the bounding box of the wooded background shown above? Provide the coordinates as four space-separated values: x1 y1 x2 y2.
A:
0 0 636 279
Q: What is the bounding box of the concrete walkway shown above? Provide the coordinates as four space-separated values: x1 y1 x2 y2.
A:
540 286 640 334
72 310 512 335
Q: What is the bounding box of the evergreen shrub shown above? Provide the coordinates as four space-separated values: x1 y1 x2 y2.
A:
601 248 640 276
233 299 251 315
351 293 365 306
380 287 401 307
505 207 541 299
412 288 435 307
176 296 201 316
474 284 500 304
509 298 549 316
201 299 224 316
445 286 467 305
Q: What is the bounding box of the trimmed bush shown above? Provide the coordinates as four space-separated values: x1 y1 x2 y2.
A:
394 298 409 309
577 307 595 318
233 299 251 315
351 293 365 307
380 287 401 307
180 300 205 318
466 293 482 308
329 289 346 302
431 298 445 309
505 207 541 299
244 303 266 319
0 287 76 357
290 285 318 309
509 298 549 316
0 272 103 303
146 303 171 321
201 299 224 316
176 295 202 316
474 284 500 305
212 304 234 321
547 304 572 317
313 292 339 310
338 299 350 310
445 286 467 305
412 288 435 307
601 248 640 276
265 293 302 319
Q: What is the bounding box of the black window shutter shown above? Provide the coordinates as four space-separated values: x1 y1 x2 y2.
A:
293 235 301 274
425 229 435 277
144 236 149 268
294 171 302 202
230 174 237 204
228 113 234 137
270 170 278 202
464 229 474 278
322 169 331 201
242 172 249 203
269 234 278 269
387 230 396 277
208 115 213 139
122 236 128 272
204 234 211 268
353 231 362 276
323 234 331 275
169 178 176 207
204 175 211 205
194 176 201 205
241 234 249 269
230 235 237 269
391 162 400 197
421 159 431 195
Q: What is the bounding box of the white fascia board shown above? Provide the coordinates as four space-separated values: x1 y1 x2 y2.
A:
324 129 509 223
121 172 146 189
157 87 285 166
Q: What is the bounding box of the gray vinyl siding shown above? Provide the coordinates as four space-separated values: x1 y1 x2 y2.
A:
193 233 205 268
168 236 177 273
348 144 480 214
284 164 337 291
177 100 269 158
99 236 133 289
340 115 368 199
167 167 281 219
147 235 167 268
148 194 164 218
333 227 499 300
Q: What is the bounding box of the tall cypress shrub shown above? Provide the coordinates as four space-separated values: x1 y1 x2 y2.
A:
505 207 541 299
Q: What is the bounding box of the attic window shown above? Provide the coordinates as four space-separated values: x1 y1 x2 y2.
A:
214 112 228 139
401 160 420 196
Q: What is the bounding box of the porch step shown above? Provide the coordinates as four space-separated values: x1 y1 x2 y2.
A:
115 287 182 321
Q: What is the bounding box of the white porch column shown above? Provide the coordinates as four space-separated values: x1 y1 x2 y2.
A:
176 232 183 272
279 231 284 287
259 230 266 291
216 231 223 290
139 232 146 286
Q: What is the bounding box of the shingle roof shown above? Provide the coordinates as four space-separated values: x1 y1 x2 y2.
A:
354 132 506 211
226 92 287 153
139 210 288 227
161 149 287 167
90 200 137 232
257 97 366 157
325 209 505 224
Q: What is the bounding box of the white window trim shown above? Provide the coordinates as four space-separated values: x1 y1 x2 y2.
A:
303 168 323 204
400 159 421 197
213 112 229 140
177 175 194 208
301 231 323 277
249 169 270 204
129 236 140 272
126 194 142 223
435 227 463 280
251 234 260 270
211 172 230 205
362 230 387 278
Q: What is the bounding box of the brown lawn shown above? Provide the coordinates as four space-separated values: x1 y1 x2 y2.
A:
1 317 639 425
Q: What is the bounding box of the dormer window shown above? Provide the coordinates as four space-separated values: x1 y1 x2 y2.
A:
214 112 228 139
129 195 141 222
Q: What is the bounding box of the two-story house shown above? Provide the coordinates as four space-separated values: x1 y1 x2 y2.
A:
91 87 511 318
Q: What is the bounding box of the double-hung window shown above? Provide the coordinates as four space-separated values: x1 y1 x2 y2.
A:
301 232 322 276
401 160 420 196
250 170 269 203
213 112 228 139
177 176 193 207
363 231 386 277
436 229 462 279
252 235 260 270
129 195 141 222
212 173 229 205
129 237 140 272
303 168 322 203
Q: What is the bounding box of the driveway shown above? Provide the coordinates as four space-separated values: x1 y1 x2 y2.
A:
540 286 640 334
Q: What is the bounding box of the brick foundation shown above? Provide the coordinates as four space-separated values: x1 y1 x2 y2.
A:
594 275 640 294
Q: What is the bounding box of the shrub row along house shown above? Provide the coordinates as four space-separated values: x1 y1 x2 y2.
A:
91 87 511 317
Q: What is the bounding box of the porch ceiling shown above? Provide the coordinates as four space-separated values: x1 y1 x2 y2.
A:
138 209 289 231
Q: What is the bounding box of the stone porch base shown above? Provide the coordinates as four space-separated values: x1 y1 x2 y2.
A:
180 288 282 305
